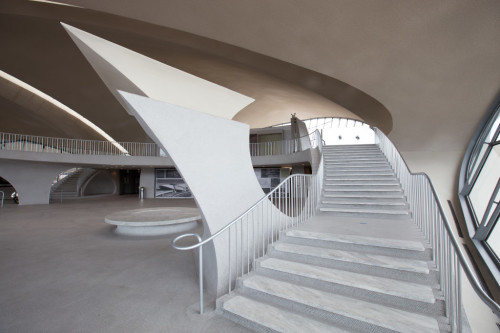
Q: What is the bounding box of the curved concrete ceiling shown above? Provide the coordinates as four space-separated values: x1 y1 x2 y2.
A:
0 0 385 143
1 0 499 152
0 70 123 143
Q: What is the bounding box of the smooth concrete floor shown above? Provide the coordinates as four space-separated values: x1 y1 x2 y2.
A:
0 196 252 333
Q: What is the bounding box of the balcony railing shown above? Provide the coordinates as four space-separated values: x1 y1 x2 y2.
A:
249 132 317 156
1 131 319 158
0 132 162 157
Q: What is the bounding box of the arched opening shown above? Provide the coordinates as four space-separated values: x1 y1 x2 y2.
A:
0 176 18 206
304 117 375 145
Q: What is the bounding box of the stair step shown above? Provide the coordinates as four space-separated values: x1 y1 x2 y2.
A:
323 156 386 161
325 171 395 176
285 230 425 252
257 258 436 304
323 190 404 197
324 178 398 184
325 175 396 181
323 150 385 158
324 179 401 186
324 185 401 191
322 200 406 206
320 204 408 212
218 294 346 333
319 207 409 216
323 193 405 199
325 170 394 178
240 275 440 333
271 242 429 274
325 168 393 173
323 159 387 164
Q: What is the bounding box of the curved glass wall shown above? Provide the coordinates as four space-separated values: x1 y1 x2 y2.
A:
460 97 500 266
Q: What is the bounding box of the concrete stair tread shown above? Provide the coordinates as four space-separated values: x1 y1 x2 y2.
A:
323 160 387 164
273 242 430 274
325 172 394 176
324 188 403 192
322 200 406 206
323 194 404 199
242 275 440 333
220 294 347 333
326 168 392 172
325 161 388 164
285 230 425 251
259 258 436 304
324 182 399 186
320 207 409 215
325 176 396 180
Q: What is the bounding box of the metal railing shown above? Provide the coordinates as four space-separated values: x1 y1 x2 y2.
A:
374 128 500 332
0 132 162 157
0 191 4 208
173 130 323 314
249 132 317 156
0 131 319 158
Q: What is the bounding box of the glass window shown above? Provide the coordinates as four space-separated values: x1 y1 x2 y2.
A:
468 145 500 224
486 217 500 260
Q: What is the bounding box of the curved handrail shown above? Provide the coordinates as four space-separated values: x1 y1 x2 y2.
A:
172 173 313 251
173 129 323 252
373 127 500 323
420 172 500 317
173 130 323 314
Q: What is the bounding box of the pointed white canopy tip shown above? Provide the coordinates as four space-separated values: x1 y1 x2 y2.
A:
61 23 255 120
117 90 249 129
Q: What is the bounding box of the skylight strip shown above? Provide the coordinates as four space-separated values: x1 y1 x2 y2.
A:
0 70 129 154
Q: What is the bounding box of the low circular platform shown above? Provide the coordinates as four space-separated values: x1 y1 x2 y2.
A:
105 207 201 236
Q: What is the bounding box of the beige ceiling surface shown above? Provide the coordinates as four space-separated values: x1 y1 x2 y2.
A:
55 0 500 151
0 0 380 143
1 0 499 151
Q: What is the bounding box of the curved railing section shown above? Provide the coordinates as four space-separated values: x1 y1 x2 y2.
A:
374 128 500 332
173 130 323 314
249 132 317 156
1 131 320 158
0 132 162 157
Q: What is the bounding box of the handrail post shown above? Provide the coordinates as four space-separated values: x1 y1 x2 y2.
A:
199 243 204 315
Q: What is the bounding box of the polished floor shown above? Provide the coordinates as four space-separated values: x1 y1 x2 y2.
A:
0 196 251 333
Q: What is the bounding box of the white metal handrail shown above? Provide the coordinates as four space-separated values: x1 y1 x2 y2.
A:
173 130 323 314
0 132 161 157
374 128 500 332
249 132 318 156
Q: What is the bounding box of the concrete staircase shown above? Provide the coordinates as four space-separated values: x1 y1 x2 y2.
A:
50 168 94 202
321 145 409 219
217 144 449 333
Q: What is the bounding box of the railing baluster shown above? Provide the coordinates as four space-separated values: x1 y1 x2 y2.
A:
171 131 325 315
374 127 500 329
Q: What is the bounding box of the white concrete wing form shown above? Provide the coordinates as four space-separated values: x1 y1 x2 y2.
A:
119 91 270 297
61 23 255 120
62 23 279 297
